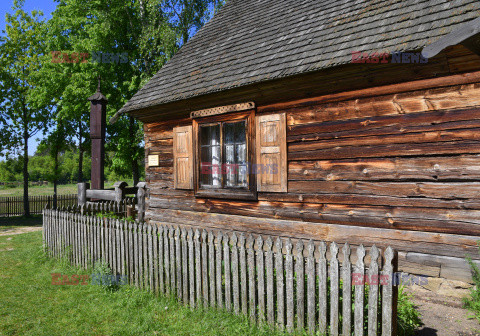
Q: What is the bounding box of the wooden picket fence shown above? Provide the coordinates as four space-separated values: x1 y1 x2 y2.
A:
0 194 77 217
43 209 397 335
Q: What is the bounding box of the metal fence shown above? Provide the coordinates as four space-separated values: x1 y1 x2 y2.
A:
43 209 398 335
0 195 77 217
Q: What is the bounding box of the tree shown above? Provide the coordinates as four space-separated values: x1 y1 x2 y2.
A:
39 0 224 187
0 1 50 216
37 118 70 208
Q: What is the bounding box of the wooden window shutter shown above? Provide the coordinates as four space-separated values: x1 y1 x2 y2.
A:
173 125 194 189
255 113 287 192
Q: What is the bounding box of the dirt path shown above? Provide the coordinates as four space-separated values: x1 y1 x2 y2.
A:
409 286 480 336
0 226 42 236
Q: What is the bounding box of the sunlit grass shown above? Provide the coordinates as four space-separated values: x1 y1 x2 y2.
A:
0 231 288 336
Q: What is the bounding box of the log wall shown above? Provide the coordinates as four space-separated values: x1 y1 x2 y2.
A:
143 64 480 281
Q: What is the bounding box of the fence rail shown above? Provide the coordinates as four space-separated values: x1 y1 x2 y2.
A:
43 209 398 335
0 194 77 217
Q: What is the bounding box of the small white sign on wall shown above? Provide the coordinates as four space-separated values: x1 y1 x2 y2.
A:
148 154 159 167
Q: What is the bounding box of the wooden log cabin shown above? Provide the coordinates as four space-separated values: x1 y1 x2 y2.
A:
113 0 480 282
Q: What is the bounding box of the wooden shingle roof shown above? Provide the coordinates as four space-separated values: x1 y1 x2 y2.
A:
119 0 480 115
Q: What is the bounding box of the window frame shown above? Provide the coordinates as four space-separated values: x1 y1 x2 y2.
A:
193 110 257 200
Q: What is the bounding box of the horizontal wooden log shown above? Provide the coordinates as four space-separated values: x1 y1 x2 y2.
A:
288 140 480 160
289 128 480 153
287 107 480 139
288 180 480 200
86 189 116 201
259 73 480 116
146 208 480 259
288 155 480 182
258 192 480 210
144 137 173 146
147 195 480 235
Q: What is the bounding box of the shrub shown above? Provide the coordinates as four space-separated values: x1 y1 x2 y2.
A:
397 285 422 335
463 243 480 322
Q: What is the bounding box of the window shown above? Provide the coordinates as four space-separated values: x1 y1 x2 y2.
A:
172 107 287 197
194 111 256 199
199 121 247 188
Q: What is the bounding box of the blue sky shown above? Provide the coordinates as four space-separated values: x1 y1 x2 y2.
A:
1 0 57 156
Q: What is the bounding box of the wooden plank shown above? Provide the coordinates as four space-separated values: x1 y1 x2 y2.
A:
288 107 480 139
195 229 202 306
231 233 240 314
382 247 395 336
266 237 275 325
153 225 159 294
169 226 175 294
306 240 316 334
239 233 247 316
144 223 149 289
188 229 195 307
247 234 256 321
158 226 165 294
134 222 139 287
367 246 380 336
201 230 208 307
149 225 155 292
354 245 366 336
330 242 339 336
296 240 305 331
289 128 480 154
176 227 182 299
318 242 327 334
216 231 224 308
285 238 294 332
289 140 480 161
164 226 170 293
182 228 188 303
342 243 352 336
275 237 284 329
208 231 216 307
129 222 134 286
257 236 266 323
224 233 232 311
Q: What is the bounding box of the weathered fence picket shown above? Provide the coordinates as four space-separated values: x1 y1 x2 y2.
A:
42 209 398 336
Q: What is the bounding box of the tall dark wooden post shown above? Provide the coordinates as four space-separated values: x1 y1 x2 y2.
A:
88 77 108 190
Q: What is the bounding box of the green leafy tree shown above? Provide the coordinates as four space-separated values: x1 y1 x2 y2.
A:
40 0 224 187
0 1 50 216
37 118 71 207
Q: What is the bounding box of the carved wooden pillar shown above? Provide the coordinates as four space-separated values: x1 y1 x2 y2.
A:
88 77 108 190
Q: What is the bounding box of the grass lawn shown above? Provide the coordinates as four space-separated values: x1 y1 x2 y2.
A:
0 228 285 336
0 181 134 197
0 184 78 197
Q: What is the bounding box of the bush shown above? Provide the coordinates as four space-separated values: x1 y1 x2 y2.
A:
397 285 422 335
463 243 480 322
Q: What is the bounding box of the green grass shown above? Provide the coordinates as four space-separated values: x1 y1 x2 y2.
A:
0 230 287 336
464 243 480 323
0 184 78 197
0 181 133 197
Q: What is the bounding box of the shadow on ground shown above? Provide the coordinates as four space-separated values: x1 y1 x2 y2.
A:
0 215 42 229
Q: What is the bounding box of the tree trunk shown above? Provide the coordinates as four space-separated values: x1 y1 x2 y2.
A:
78 120 84 183
53 152 58 209
129 117 140 186
23 121 30 217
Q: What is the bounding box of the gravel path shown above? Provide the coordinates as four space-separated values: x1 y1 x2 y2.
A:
409 286 480 336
